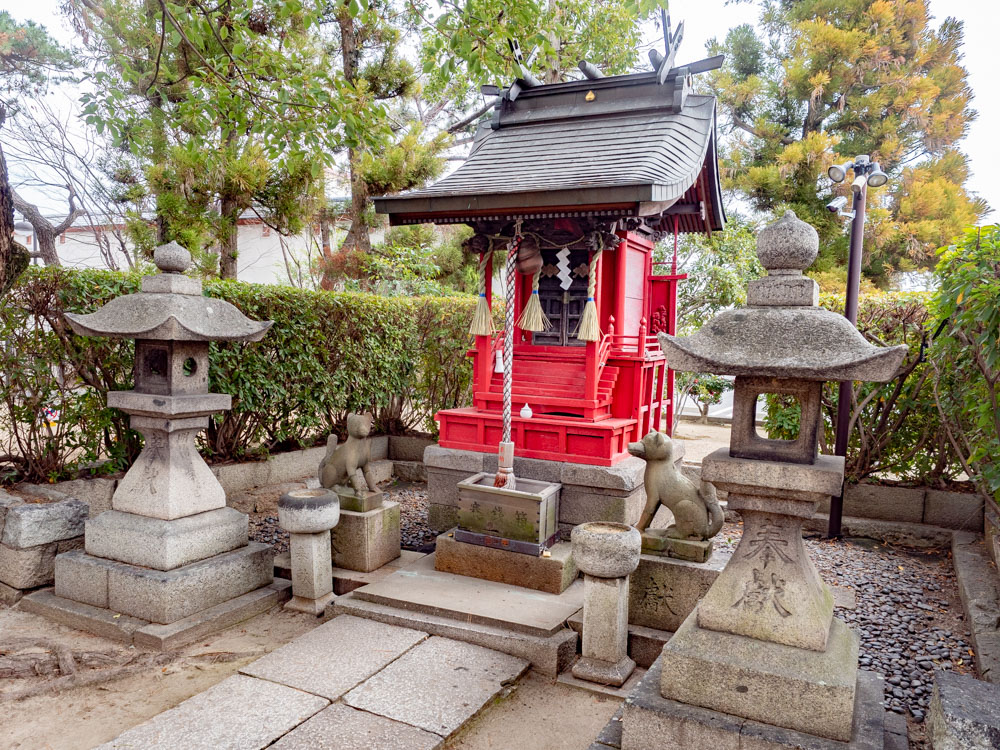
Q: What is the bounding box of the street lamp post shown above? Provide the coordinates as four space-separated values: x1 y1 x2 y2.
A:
825 155 888 539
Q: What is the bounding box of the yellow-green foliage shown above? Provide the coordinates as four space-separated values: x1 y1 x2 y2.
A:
707 0 988 281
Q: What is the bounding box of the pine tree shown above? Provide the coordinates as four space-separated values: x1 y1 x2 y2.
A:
707 0 988 283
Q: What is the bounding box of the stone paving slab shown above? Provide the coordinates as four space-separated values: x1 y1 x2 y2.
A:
241 614 428 700
270 703 442 750
352 552 583 636
343 635 529 737
97 674 328 750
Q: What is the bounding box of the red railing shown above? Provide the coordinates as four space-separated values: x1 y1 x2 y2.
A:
607 318 663 359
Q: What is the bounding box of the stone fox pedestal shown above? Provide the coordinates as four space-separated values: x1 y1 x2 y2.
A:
22 243 285 649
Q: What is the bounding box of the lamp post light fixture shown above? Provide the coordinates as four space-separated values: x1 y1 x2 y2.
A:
825 155 889 539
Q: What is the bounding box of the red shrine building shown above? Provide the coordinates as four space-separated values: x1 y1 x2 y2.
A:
376 62 725 467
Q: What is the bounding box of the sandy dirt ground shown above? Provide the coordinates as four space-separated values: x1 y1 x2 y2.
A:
445 672 621 750
0 604 320 750
1 602 620 750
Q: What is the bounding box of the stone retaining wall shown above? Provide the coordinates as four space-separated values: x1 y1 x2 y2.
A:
815 483 984 532
0 487 88 604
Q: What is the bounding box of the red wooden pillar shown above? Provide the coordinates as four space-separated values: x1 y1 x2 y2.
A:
664 275 678 434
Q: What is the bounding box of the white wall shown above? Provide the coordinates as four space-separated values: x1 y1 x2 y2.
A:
13 220 319 285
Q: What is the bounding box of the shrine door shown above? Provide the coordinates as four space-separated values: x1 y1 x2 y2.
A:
532 247 589 347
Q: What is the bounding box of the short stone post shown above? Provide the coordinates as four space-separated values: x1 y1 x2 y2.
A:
279 489 340 615
571 522 641 686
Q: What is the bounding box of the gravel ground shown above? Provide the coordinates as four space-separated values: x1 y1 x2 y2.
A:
249 480 438 554
718 520 975 744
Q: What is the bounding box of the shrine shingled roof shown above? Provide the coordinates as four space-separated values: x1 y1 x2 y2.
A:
374 70 724 232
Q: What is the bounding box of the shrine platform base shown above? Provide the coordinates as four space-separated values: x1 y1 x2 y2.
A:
436 407 637 466
423 444 685 536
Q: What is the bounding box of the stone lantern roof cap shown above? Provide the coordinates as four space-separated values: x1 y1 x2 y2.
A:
65 242 272 342
657 211 907 382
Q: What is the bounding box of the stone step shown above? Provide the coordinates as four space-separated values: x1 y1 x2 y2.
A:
350 552 583 636
331 594 577 677
342 635 529 738
95 674 328 750
240 615 428 701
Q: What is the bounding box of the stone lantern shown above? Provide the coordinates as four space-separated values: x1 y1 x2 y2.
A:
620 212 907 747
24 243 283 648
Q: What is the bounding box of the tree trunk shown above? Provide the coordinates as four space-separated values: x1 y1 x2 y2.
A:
11 189 83 268
336 6 371 255
339 151 370 253
219 195 240 279
543 0 562 84
0 121 29 297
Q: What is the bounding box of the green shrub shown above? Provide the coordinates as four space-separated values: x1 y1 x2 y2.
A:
928 226 1000 504
0 267 477 482
762 290 959 485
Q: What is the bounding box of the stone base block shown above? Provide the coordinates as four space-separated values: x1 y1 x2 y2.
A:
660 609 860 742
559 667 645 700
434 532 578 594
568 611 672 669
628 551 729 632
53 543 273 623
132 579 291 650
23 580 291 649
623 655 886 750
0 579 25 605
285 591 335 615
84 507 248 571
573 654 635 687
331 501 401 573
331 593 577 677
640 529 714 562
335 487 385 513
0 540 58 589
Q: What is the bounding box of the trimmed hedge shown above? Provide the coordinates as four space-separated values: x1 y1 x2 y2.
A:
0 267 477 483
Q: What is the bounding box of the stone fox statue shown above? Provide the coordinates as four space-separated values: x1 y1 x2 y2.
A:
627 430 724 540
319 413 378 494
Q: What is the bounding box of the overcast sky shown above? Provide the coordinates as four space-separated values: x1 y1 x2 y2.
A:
4 0 997 222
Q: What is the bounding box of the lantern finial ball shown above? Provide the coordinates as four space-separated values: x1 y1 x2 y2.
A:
154 241 192 274
756 210 819 273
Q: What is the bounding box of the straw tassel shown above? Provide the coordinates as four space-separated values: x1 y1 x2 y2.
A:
517 269 550 332
469 244 495 337
575 246 603 341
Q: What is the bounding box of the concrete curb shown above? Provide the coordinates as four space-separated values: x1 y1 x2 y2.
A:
951 531 1000 683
